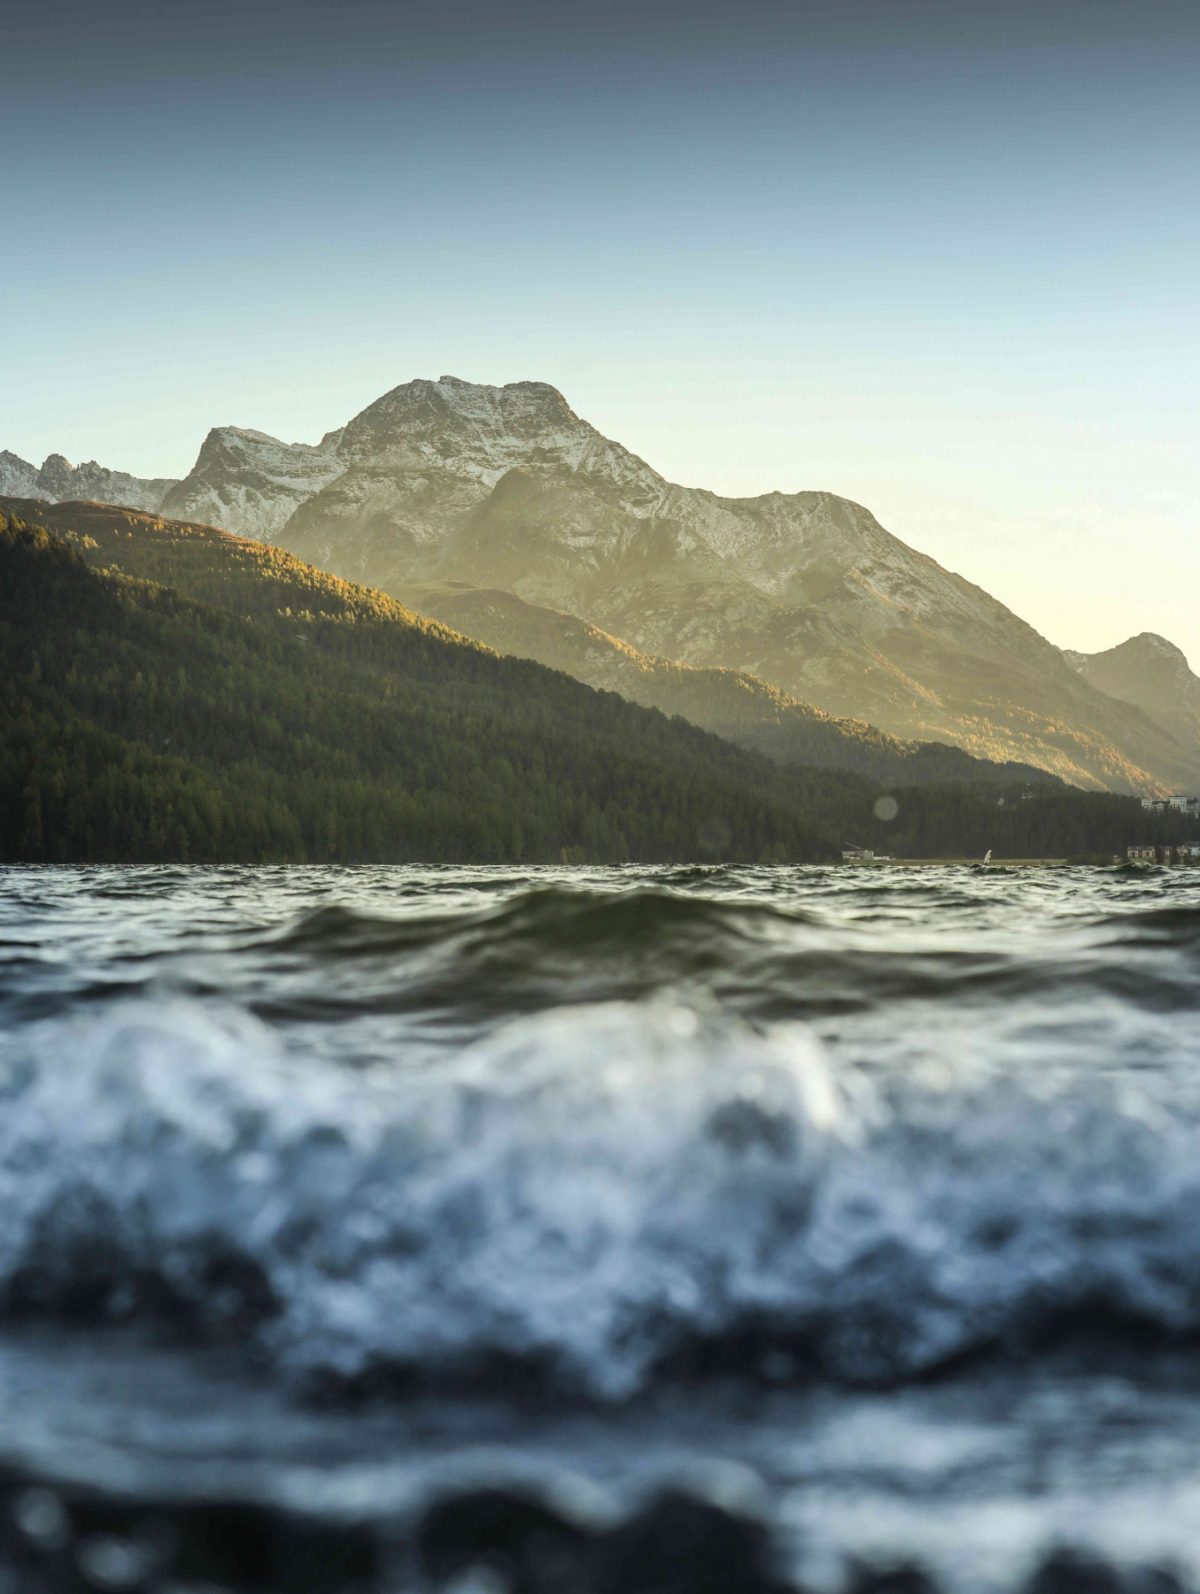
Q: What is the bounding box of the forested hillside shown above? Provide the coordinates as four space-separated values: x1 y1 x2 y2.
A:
2 503 1191 866
0 513 836 865
403 580 1057 788
12 497 1032 788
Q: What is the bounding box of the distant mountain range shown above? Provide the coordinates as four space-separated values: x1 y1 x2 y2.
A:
8 377 1197 794
0 449 176 513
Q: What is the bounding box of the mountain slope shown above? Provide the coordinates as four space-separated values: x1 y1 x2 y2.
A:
1066 634 1200 765
405 579 1055 788
270 377 1199 794
0 505 838 865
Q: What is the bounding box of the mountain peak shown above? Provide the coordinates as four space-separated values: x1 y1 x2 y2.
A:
1076 631 1193 675
332 376 596 482
159 424 343 538
207 425 278 445
363 375 577 423
0 451 42 500
434 373 568 399
1070 630 1200 755
1122 631 1189 665
0 452 177 513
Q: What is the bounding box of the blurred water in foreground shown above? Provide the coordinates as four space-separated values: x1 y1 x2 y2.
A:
1 862 1198 1592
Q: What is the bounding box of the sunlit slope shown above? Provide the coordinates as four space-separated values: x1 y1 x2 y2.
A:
7 498 1186 864
6 495 1049 790
269 378 1197 795
1066 634 1200 762
410 463 1195 795
404 580 1054 789
0 506 836 865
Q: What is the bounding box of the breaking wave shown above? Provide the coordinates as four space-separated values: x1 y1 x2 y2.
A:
4 975 1200 1402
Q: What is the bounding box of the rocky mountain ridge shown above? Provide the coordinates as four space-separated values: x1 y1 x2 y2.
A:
0 449 176 512
159 426 344 539
272 378 1197 793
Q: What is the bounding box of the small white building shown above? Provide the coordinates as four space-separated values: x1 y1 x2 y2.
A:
1141 795 1200 815
1127 845 1157 862
842 846 875 863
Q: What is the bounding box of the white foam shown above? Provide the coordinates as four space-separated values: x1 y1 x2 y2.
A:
4 996 1200 1398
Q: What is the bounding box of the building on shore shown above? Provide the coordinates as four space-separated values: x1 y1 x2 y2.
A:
1140 794 1200 816
1127 842 1200 863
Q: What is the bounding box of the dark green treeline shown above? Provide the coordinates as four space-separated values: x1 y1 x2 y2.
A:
0 514 833 865
2 503 1191 867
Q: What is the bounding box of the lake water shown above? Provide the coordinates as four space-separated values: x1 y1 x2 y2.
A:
1 862 1199 1592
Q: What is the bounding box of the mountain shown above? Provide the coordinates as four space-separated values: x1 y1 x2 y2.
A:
405 579 1055 788
160 426 344 539
0 451 42 497
7 497 1188 867
1066 634 1200 766
0 449 176 512
280 376 655 580
270 377 1197 794
8 375 1196 795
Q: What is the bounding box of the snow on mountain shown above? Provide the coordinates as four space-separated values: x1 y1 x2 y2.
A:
279 376 662 578
273 378 1198 793
160 426 344 540
0 451 176 512
0 452 43 498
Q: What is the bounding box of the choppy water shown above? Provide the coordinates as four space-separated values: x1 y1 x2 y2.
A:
1 862 1199 1592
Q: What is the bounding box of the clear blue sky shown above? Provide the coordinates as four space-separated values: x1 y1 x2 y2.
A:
3 0 1198 663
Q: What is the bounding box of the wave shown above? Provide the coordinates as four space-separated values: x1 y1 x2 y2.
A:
5 993 1200 1401
259 886 818 959
10 871 1194 1008
235 887 834 1025
214 883 1199 1030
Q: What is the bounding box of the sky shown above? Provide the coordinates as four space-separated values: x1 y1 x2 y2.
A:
3 0 1198 663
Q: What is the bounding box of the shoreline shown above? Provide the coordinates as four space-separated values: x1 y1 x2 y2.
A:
846 857 1071 867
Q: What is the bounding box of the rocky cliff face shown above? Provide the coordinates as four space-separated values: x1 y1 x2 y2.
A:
1066 634 1200 763
0 452 43 498
0 450 175 512
160 426 344 539
279 376 659 581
